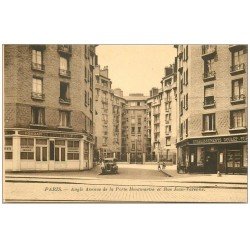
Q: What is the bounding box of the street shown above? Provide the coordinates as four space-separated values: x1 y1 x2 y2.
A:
4 163 247 203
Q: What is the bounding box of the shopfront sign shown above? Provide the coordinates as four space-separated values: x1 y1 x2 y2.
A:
18 130 83 139
21 146 34 152
190 135 247 145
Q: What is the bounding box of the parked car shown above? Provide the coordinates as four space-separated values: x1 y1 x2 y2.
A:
101 158 118 174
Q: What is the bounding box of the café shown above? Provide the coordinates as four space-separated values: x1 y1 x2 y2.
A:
177 134 247 174
4 128 94 172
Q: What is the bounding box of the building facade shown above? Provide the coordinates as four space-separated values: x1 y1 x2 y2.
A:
4 45 97 171
176 45 248 174
93 66 126 160
124 94 148 163
146 63 178 164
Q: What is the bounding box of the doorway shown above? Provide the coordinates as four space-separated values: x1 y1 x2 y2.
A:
204 151 217 173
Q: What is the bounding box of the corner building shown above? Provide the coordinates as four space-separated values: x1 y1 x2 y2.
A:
176 45 247 174
4 45 97 171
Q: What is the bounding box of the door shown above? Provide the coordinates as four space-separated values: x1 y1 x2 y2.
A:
205 151 217 173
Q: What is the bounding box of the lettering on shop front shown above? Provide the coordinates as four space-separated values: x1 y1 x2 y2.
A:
18 130 83 139
191 135 247 145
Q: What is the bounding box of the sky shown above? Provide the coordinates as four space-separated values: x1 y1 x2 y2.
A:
96 45 177 96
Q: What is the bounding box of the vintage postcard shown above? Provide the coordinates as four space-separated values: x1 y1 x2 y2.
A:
2 44 248 203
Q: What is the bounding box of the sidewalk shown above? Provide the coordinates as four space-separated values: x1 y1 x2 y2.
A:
160 166 247 185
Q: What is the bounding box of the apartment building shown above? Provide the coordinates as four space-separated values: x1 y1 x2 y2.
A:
93 66 126 160
124 93 148 163
4 45 97 171
146 62 178 164
176 45 247 174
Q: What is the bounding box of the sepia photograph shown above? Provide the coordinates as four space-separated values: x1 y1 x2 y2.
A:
2 44 248 203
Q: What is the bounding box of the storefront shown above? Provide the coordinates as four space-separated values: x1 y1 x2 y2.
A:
177 134 247 174
4 129 94 172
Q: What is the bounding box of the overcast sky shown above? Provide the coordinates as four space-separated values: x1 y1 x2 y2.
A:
96 45 177 96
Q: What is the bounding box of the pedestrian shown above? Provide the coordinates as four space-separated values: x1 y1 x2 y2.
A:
158 162 161 171
162 161 166 169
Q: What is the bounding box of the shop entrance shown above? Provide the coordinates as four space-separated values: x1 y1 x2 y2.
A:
204 151 217 173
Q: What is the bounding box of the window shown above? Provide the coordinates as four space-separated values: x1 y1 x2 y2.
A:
203 113 215 131
204 85 215 106
31 107 45 125
5 138 13 159
180 123 183 139
102 137 108 145
132 144 135 151
59 111 70 127
138 117 141 125
165 125 171 134
232 50 244 66
137 102 141 106
186 69 188 84
186 118 188 136
130 102 136 107
138 127 141 133
204 59 215 78
20 138 34 160
131 117 136 124
32 49 42 64
230 110 246 128
67 140 79 160
32 78 43 95
180 100 183 115
131 127 135 134
60 56 68 70
166 137 171 146
60 82 70 102
36 139 47 161
55 140 65 161
85 91 88 106
185 94 188 109
32 49 43 70
232 79 244 101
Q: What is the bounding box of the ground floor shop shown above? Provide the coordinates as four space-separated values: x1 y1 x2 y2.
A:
177 134 247 174
4 128 94 172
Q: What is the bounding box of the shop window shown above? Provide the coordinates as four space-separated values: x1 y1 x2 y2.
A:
243 145 248 167
230 109 246 128
197 147 204 166
31 107 45 125
59 111 71 127
20 138 34 160
36 139 48 161
227 150 242 169
5 138 13 159
67 140 80 160
55 140 65 161
203 113 215 131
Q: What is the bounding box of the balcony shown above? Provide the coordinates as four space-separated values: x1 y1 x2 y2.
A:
59 69 71 78
202 45 217 58
31 92 45 101
230 94 246 104
203 96 215 108
230 63 245 75
59 97 71 105
31 62 45 72
58 45 72 55
152 99 161 106
229 45 245 51
229 126 247 133
202 129 217 135
203 71 216 81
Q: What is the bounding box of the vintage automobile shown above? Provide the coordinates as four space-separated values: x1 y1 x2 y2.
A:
101 158 118 174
